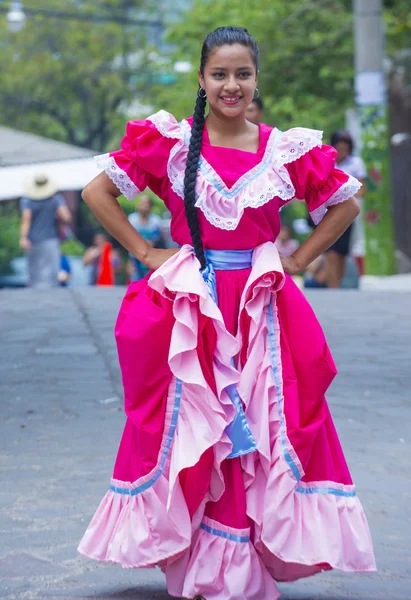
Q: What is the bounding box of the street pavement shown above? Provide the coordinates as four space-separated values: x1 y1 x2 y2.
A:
0 286 410 600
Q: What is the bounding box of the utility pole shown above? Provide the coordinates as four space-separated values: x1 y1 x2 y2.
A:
353 0 396 275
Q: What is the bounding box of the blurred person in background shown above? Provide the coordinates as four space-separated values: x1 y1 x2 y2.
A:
127 193 165 281
304 254 328 289
325 130 367 287
58 254 72 287
83 231 120 286
245 96 264 124
19 173 71 289
275 222 299 257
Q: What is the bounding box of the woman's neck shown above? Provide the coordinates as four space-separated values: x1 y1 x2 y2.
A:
205 110 249 138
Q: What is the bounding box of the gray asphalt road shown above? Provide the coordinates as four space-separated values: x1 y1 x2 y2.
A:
0 287 410 600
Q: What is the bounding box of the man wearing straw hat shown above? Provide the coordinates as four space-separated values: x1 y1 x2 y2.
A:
19 173 71 289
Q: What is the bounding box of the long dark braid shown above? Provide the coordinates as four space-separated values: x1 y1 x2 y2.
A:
183 27 260 270
183 91 207 269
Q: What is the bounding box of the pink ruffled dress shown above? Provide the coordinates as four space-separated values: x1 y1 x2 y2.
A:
78 111 376 600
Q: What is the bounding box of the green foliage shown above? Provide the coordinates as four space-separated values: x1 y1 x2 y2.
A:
61 236 86 257
360 106 396 275
0 0 157 151
151 0 355 136
384 1 411 53
117 192 165 217
150 0 411 137
2 1 410 151
0 203 22 274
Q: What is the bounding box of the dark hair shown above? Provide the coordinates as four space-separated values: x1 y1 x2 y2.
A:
183 26 260 269
330 130 354 154
250 97 264 111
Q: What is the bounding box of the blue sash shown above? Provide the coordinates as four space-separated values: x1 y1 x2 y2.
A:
201 249 257 459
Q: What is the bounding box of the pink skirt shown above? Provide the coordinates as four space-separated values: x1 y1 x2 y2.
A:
78 243 376 600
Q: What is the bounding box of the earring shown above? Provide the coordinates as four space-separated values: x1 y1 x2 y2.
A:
254 88 260 99
198 87 207 99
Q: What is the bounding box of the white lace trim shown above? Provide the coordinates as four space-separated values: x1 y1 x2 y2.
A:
94 153 141 201
167 120 192 200
147 110 185 140
273 128 324 168
195 127 322 230
102 110 358 230
310 175 362 224
143 111 325 230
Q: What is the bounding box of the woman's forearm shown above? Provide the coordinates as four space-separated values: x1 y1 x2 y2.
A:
82 187 151 261
356 178 366 198
20 210 31 239
292 197 360 271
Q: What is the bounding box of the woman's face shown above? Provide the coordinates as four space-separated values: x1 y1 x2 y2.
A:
335 141 351 163
198 44 258 120
138 195 152 216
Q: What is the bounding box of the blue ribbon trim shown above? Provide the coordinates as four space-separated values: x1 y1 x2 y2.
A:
267 301 356 498
225 382 257 459
204 248 254 271
196 129 282 200
267 302 302 482
200 522 250 543
201 249 257 460
110 378 182 496
296 486 356 497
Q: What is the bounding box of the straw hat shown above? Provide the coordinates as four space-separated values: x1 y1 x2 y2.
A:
23 173 58 201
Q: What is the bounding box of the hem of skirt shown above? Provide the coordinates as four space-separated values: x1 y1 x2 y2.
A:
77 546 182 570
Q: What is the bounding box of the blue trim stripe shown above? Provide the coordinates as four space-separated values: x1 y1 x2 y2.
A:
110 378 183 496
267 302 356 498
204 248 253 271
267 302 302 482
296 486 356 497
200 522 250 543
197 129 283 200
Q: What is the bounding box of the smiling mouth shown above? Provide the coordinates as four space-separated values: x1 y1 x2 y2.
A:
220 96 242 104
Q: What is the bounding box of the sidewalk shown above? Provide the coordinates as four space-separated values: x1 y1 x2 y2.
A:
0 287 410 600
360 273 411 291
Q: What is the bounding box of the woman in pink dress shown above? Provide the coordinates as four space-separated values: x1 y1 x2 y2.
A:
78 26 375 600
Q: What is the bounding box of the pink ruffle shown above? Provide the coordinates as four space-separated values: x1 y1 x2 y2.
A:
149 246 241 499
77 476 189 569
236 258 376 578
284 144 362 223
78 378 192 568
145 110 325 230
79 242 376 585
165 517 281 600
310 174 363 224
79 247 239 568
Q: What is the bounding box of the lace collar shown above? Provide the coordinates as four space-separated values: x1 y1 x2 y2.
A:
148 111 323 231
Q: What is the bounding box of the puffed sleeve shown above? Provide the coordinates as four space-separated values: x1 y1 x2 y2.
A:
95 111 181 203
285 144 362 224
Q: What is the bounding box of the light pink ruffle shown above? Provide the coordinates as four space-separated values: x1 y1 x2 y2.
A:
79 247 239 568
78 378 191 568
236 254 376 577
79 242 376 584
146 110 324 230
166 517 281 600
310 174 363 224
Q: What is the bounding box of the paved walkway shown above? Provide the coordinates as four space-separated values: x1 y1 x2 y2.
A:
0 287 410 600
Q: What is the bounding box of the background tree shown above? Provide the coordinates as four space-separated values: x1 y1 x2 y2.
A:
150 0 354 136
150 0 411 138
0 0 159 151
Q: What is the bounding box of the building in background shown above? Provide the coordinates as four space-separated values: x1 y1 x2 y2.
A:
0 126 98 215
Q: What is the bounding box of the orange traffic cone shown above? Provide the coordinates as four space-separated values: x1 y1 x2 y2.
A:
96 242 115 286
